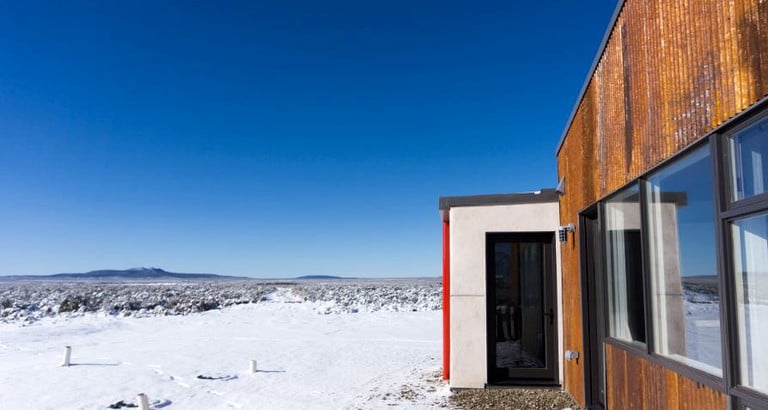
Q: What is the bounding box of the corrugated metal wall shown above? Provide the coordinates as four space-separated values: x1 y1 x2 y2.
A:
557 0 768 406
606 344 727 409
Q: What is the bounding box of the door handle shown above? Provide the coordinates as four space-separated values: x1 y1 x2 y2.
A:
544 308 554 326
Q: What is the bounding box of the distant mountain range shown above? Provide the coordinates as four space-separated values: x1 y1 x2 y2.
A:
295 275 346 280
0 268 356 282
0 267 244 281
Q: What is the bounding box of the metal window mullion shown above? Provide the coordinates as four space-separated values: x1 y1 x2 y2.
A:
711 133 736 398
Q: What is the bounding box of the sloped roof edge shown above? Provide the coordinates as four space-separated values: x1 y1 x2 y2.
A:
555 0 627 156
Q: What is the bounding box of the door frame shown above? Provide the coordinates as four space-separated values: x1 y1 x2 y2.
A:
580 205 606 409
485 231 559 386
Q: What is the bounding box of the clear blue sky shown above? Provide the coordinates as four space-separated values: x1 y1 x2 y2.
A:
0 1 617 277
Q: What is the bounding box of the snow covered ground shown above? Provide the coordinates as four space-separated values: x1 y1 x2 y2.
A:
0 281 448 409
682 290 722 372
0 279 442 323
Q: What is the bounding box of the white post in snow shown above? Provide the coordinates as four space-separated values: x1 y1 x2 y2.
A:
136 393 150 410
250 359 258 373
62 346 72 367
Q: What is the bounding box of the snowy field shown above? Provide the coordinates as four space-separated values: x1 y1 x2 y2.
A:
0 280 448 409
0 279 442 323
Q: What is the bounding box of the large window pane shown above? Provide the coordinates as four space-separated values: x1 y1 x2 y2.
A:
729 115 768 202
605 184 646 343
646 146 722 375
732 213 768 394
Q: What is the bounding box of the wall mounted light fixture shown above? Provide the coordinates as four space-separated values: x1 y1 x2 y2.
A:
558 223 575 243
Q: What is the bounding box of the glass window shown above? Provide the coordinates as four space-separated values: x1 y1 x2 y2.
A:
731 213 768 394
729 115 768 202
646 146 722 375
605 184 646 343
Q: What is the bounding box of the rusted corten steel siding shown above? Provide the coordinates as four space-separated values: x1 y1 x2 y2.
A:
557 0 768 407
605 344 727 409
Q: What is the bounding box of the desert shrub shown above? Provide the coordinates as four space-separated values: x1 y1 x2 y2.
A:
59 296 86 313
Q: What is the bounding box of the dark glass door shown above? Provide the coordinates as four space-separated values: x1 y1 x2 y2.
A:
486 232 557 384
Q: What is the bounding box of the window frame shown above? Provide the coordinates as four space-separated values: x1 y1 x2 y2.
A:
601 183 647 347
599 137 727 391
721 109 768 208
723 210 768 406
719 104 768 406
642 142 724 377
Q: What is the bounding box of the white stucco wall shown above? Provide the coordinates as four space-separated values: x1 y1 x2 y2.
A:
449 202 562 389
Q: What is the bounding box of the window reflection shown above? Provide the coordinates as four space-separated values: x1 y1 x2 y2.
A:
605 184 646 343
732 213 768 394
730 115 768 201
493 241 546 370
646 146 721 375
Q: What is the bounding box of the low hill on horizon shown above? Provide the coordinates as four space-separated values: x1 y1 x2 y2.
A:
295 275 348 280
0 267 245 281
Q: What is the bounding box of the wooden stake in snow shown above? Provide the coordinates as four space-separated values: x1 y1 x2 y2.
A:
250 359 258 373
136 393 150 410
62 346 72 367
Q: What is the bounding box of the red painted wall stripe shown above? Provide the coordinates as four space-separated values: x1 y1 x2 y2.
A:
442 219 450 380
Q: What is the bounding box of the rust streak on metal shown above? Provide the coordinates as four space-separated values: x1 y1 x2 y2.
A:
558 0 768 226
